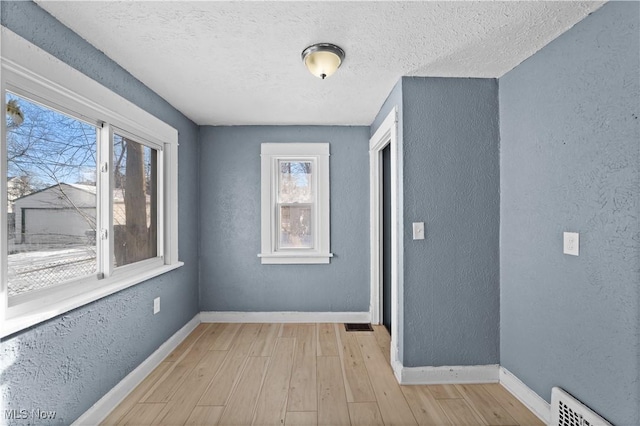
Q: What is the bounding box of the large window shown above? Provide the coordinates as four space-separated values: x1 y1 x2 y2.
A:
6 93 99 298
259 143 332 264
1 29 180 337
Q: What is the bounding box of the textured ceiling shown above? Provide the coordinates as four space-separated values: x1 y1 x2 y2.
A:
36 1 604 126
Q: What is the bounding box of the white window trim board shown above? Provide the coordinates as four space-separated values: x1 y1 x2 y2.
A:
259 143 332 264
1 28 175 146
0 28 181 338
2 263 183 338
257 253 334 265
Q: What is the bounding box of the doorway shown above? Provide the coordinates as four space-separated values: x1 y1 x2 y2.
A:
369 106 402 368
382 144 392 334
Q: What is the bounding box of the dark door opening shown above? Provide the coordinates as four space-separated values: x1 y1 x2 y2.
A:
382 144 391 334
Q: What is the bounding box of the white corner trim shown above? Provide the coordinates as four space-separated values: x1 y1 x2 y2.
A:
200 311 370 324
499 367 550 424
398 364 500 385
369 105 403 377
71 314 200 426
391 358 404 383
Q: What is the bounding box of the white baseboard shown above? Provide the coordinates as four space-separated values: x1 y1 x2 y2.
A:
398 364 500 385
200 311 371 323
72 314 200 426
500 367 550 424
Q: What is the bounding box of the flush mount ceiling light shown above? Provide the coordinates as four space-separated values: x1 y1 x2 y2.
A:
301 43 345 80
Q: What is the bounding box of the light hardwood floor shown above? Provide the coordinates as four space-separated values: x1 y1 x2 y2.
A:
101 323 544 426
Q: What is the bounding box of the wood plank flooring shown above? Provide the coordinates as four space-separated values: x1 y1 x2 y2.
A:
102 323 544 426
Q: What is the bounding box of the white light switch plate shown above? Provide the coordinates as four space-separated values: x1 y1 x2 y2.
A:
153 297 160 314
413 222 425 240
563 232 579 256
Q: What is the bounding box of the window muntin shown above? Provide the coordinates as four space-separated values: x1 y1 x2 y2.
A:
6 92 98 297
260 143 331 264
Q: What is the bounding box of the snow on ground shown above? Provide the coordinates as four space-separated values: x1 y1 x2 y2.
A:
7 244 96 297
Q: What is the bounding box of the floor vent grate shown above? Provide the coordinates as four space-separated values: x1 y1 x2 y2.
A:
344 323 374 332
551 387 612 426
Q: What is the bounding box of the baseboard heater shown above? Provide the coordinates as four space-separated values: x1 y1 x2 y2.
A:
551 387 612 426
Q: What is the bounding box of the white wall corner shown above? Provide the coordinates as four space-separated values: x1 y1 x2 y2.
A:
499 367 550 424
391 358 404 383
72 314 200 426
398 364 500 385
199 311 371 324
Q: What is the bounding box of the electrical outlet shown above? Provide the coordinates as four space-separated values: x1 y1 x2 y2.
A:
153 297 160 314
563 232 579 256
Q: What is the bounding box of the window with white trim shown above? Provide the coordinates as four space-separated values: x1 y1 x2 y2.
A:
1 29 181 337
259 143 332 264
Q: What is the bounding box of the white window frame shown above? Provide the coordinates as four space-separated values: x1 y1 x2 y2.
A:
0 28 181 337
259 143 332 264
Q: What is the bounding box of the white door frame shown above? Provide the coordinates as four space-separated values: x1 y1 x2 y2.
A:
369 106 403 373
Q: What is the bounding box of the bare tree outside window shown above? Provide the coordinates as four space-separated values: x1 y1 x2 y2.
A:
113 134 158 266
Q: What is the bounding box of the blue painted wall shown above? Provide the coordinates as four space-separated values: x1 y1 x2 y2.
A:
370 79 403 140
400 77 500 367
370 77 500 368
499 2 640 424
198 126 370 312
0 2 200 424
2 1 637 425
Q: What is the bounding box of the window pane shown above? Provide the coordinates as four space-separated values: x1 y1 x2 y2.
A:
113 134 158 267
278 161 312 203
6 92 98 297
279 205 312 249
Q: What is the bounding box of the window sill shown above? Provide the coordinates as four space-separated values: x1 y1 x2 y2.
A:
1 261 184 338
258 253 333 265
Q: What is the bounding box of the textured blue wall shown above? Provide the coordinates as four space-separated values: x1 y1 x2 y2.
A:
370 79 402 139
199 126 370 312
370 77 500 368
400 77 500 367
499 2 640 424
0 2 200 425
